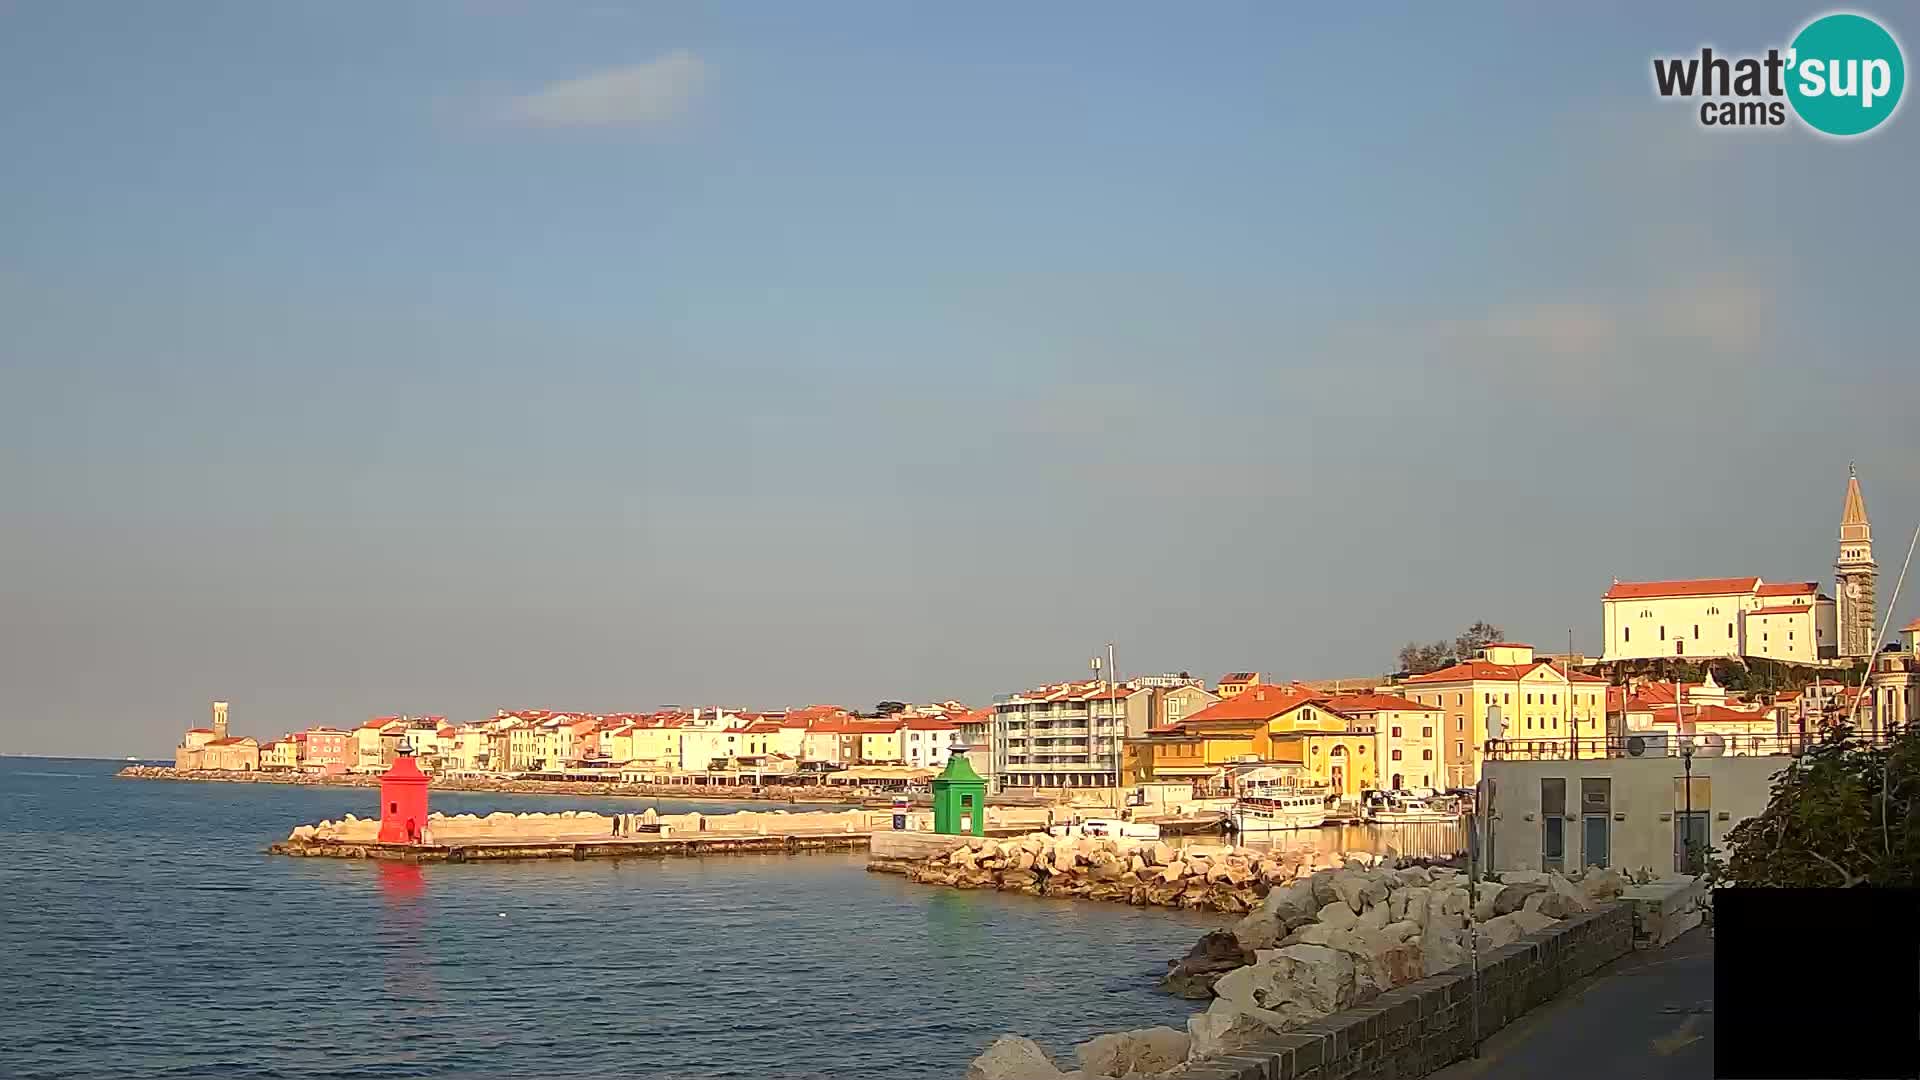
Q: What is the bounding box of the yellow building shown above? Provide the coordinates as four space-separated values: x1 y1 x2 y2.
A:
1396 643 1609 786
260 739 299 771
1322 692 1443 792
1126 684 1377 797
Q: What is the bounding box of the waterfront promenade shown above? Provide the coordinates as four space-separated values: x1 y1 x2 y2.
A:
1429 926 1712 1080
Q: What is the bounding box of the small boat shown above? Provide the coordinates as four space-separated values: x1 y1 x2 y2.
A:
1046 818 1162 841
1230 781 1330 833
1363 791 1465 824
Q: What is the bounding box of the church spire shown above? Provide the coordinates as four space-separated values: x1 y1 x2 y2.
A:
1841 465 1870 535
1836 465 1877 658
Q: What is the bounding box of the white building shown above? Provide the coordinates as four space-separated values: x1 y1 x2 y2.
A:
1600 577 1836 663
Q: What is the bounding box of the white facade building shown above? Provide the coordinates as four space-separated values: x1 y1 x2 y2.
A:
1600 577 1836 663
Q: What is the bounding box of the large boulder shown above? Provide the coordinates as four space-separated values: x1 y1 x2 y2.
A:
1356 900 1391 932
1262 879 1320 922
1075 1027 1190 1078
1546 874 1593 914
1213 943 1361 1026
1510 909 1559 936
1422 924 1469 975
1398 886 1431 928
967 1035 1066 1080
1470 882 1507 923
1524 890 1583 920
1186 1001 1276 1060
1481 914 1525 949
1380 919 1422 943
1309 870 1342 909
1232 910 1284 951
1160 929 1254 999
1582 867 1629 902
1317 901 1360 931
1492 882 1546 915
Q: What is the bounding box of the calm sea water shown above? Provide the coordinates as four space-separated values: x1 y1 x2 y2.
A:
0 758 1221 1080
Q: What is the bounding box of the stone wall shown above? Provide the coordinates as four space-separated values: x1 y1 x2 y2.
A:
290 807 892 845
1174 903 1634 1080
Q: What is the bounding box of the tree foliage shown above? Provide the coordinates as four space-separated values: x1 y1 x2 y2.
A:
1395 620 1507 675
874 700 907 716
1711 726 1920 887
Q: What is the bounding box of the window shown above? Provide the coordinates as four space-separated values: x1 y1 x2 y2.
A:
1526 693 1533 705
1456 693 1464 706
1624 627 1631 642
1693 624 1699 639
1422 726 1433 738
1552 694 1558 705
1455 740 1465 757
1728 622 1734 637
1504 694 1511 704
1392 749 1403 760
1422 750 1433 760
1526 718 1533 730
1456 716 1464 731
1391 726 1403 737
1660 626 1666 641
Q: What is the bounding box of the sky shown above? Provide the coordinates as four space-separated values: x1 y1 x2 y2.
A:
3 3 1918 756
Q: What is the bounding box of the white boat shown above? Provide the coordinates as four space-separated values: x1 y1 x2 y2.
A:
1046 818 1162 841
1230 784 1330 832
1363 792 1465 824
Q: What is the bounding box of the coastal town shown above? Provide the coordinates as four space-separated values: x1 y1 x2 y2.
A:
156 469 1919 828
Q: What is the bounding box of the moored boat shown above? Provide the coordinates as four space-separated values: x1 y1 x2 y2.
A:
1229 781 1330 833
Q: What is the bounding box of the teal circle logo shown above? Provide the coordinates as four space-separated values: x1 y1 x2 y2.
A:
1787 13 1905 136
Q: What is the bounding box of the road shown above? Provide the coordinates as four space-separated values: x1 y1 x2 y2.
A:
1430 926 1714 1080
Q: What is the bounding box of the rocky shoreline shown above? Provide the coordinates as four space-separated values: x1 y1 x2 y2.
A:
935 837 1634 1078
115 765 864 805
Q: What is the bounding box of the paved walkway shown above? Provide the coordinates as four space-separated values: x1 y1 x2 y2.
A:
1430 927 1714 1080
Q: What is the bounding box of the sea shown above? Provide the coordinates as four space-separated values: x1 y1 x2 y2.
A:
0 758 1462 1080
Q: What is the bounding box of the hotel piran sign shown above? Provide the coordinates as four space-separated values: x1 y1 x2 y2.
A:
1651 11 1905 137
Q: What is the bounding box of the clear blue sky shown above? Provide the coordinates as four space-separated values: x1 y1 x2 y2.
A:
3 3 1916 754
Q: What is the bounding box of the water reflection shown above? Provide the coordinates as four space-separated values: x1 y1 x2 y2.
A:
376 863 439 1007
1238 822 1466 860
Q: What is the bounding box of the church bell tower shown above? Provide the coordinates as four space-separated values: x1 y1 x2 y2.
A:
1836 465 1877 658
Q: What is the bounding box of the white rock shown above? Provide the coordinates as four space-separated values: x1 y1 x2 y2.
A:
1232 911 1284 951
1381 919 1422 943
1481 914 1524 949
1186 1001 1277 1060
1262 879 1320 921
1214 943 1360 1028
1422 924 1469 975
1510 909 1559 936
967 1035 1066 1080
1075 1027 1190 1078
1317 901 1359 930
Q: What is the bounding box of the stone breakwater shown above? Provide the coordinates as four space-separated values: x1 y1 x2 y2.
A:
959 860 1633 1079
117 764 864 804
903 834 1444 914
289 806 890 845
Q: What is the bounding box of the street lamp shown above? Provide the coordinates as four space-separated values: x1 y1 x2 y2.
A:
1679 736 1696 875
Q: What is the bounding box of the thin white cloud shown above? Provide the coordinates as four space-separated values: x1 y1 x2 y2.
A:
504 50 705 129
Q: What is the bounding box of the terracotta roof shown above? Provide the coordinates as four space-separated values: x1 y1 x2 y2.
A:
205 736 255 747
1321 692 1438 714
1604 577 1760 600
1645 704 1775 727
1219 672 1259 683
1904 618 1920 632
1747 604 1812 615
186 727 214 734
1404 659 1606 685
1483 642 1532 649
1179 685 1326 725
1756 582 1819 597
903 716 958 731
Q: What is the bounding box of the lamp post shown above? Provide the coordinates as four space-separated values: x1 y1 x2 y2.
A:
1680 736 1696 875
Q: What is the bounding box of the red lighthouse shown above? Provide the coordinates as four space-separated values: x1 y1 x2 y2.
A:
376 738 431 844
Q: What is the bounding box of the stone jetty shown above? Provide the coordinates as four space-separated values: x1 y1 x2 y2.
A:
962 861 1635 1078
272 807 891 862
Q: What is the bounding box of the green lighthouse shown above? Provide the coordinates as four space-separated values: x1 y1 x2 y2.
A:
932 744 987 836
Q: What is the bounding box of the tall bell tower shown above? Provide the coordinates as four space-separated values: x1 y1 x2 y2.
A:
1836 464 1877 658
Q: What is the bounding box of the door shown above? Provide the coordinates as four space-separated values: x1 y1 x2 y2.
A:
1542 816 1565 872
1674 812 1709 874
1582 815 1610 868
1391 772 1404 790
1330 764 1345 794
1676 640 1686 656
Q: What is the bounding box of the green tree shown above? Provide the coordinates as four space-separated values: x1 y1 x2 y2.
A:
1711 726 1920 887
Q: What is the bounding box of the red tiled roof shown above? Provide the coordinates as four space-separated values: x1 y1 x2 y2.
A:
1604 577 1760 600
903 716 958 731
1905 618 1920 632
1747 604 1812 615
1756 582 1818 597
1322 692 1438 714
186 727 214 734
1180 685 1326 725
1645 704 1774 727
1404 659 1606 685
205 736 254 747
